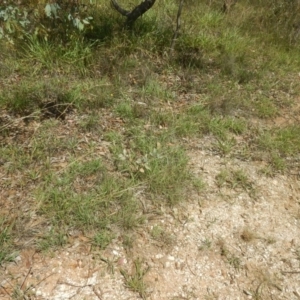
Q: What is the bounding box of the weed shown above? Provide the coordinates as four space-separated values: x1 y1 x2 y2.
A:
122 234 134 250
214 137 236 156
150 225 175 247
227 254 241 270
23 36 57 70
248 268 282 300
250 282 264 300
198 238 212 251
0 220 16 265
269 153 287 172
231 169 253 190
263 236 276 245
0 145 31 174
23 35 93 75
35 157 142 250
216 168 254 194
263 126 300 156
142 78 174 101
172 113 203 137
115 101 135 121
209 116 246 139
256 126 300 172
109 127 191 205
36 228 68 252
218 239 241 270
144 146 190 205
253 96 278 119
119 202 145 230
77 79 117 109
2 267 35 300
1 81 41 113
151 225 164 239
98 256 116 274
121 258 149 299
149 110 175 129
192 177 205 192
78 113 101 132
93 230 114 250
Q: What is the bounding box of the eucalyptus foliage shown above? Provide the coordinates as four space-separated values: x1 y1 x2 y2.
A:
0 0 93 43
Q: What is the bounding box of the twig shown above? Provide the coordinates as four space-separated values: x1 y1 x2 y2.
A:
93 286 104 300
20 267 32 291
22 271 56 296
57 279 92 288
185 256 197 276
281 270 300 274
0 284 10 296
35 272 56 288
170 0 185 53
0 112 39 132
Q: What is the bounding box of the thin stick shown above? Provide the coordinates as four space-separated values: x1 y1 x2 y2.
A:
281 270 300 274
20 267 32 291
0 284 10 296
170 0 185 53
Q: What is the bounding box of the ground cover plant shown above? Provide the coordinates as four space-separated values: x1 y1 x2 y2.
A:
1 0 300 298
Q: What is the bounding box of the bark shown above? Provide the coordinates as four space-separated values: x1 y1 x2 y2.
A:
111 0 156 26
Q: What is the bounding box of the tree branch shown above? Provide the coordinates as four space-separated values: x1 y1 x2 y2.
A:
111 0 156 26
110 0 130 17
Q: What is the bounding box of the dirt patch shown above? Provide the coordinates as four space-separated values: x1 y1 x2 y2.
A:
1 141 299 299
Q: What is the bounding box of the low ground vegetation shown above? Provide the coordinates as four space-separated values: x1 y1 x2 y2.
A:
0 0 300 298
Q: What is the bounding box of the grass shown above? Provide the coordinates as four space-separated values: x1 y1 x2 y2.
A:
0 220 17 265
37 158 139 232
218 238 242 270
0 0 300 297
198 238 212 251
150 224 175 247
120 258 149 299
216 168 255 195
254 125 300 172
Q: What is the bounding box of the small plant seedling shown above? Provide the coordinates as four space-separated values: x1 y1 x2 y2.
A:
122 234 134 250
151 225 164 240
92 230 114 250
150 225 175 247
99 256 115 274
227 254 241 270
216 168 255 197
121 258 150 299
218 239 241 270
198 238 212 251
